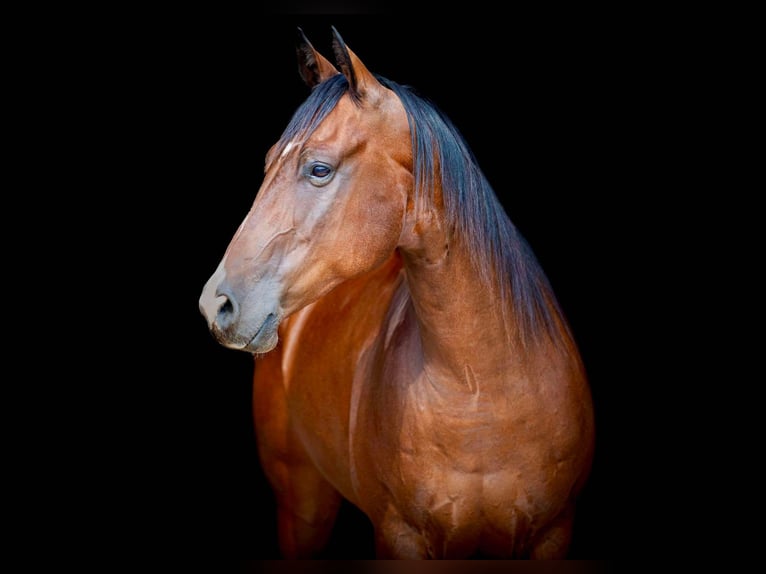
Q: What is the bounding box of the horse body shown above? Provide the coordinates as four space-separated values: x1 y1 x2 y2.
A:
199 27 594 559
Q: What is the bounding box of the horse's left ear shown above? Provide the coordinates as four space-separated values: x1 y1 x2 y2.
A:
296 27 339 87
331 26 385 105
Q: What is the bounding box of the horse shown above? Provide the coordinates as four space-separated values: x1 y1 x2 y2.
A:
199 26 595 559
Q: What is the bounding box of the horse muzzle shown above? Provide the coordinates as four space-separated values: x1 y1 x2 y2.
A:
199 263 282 354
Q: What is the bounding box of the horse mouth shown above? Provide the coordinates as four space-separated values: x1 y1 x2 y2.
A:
243 312 280 353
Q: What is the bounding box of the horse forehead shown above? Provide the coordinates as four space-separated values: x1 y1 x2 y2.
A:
280 140 299 159
313 94 403 143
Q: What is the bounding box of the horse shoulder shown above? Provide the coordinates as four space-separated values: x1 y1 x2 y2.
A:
267 253 405 503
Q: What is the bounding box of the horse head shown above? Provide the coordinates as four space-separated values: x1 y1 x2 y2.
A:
199 28 412 353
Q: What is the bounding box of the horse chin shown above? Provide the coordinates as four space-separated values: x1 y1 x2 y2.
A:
241 311 280 354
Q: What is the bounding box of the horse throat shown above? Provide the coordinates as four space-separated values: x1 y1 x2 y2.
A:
399 225 517 393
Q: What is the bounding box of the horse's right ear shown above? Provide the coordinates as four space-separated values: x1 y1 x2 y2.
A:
296 27 339 87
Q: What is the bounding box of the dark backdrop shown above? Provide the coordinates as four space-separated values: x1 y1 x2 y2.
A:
101 11 674 559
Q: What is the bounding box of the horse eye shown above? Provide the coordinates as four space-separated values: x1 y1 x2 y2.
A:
306 162 334 187
310 164 332 178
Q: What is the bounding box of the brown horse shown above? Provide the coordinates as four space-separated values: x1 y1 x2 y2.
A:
199 27 595 559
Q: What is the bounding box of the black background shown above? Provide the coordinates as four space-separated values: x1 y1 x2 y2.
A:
65 8 691 559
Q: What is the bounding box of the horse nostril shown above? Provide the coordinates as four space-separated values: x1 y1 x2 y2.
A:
199 273 241 331
219 298 233 318
214 289 239 330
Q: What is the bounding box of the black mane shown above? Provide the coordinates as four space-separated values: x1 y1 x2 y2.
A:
270 73 570 347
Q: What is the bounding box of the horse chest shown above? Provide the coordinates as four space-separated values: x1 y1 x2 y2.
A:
379 428 553 556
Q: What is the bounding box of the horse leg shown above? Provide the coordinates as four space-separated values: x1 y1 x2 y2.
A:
272 461 342 558
528 504 575 559
373 506 429 558
252 350 342 558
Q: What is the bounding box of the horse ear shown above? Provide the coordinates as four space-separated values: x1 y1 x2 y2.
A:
331 26 385 104
296 27 339 88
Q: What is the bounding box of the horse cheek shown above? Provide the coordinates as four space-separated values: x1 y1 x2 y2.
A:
339 186 403 277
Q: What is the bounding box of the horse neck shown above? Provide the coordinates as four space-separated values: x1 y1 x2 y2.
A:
399 215 520 394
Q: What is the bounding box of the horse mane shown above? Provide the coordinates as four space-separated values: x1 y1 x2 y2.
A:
270 73 571 348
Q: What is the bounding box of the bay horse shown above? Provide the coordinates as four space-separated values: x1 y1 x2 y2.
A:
199 27 595 559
